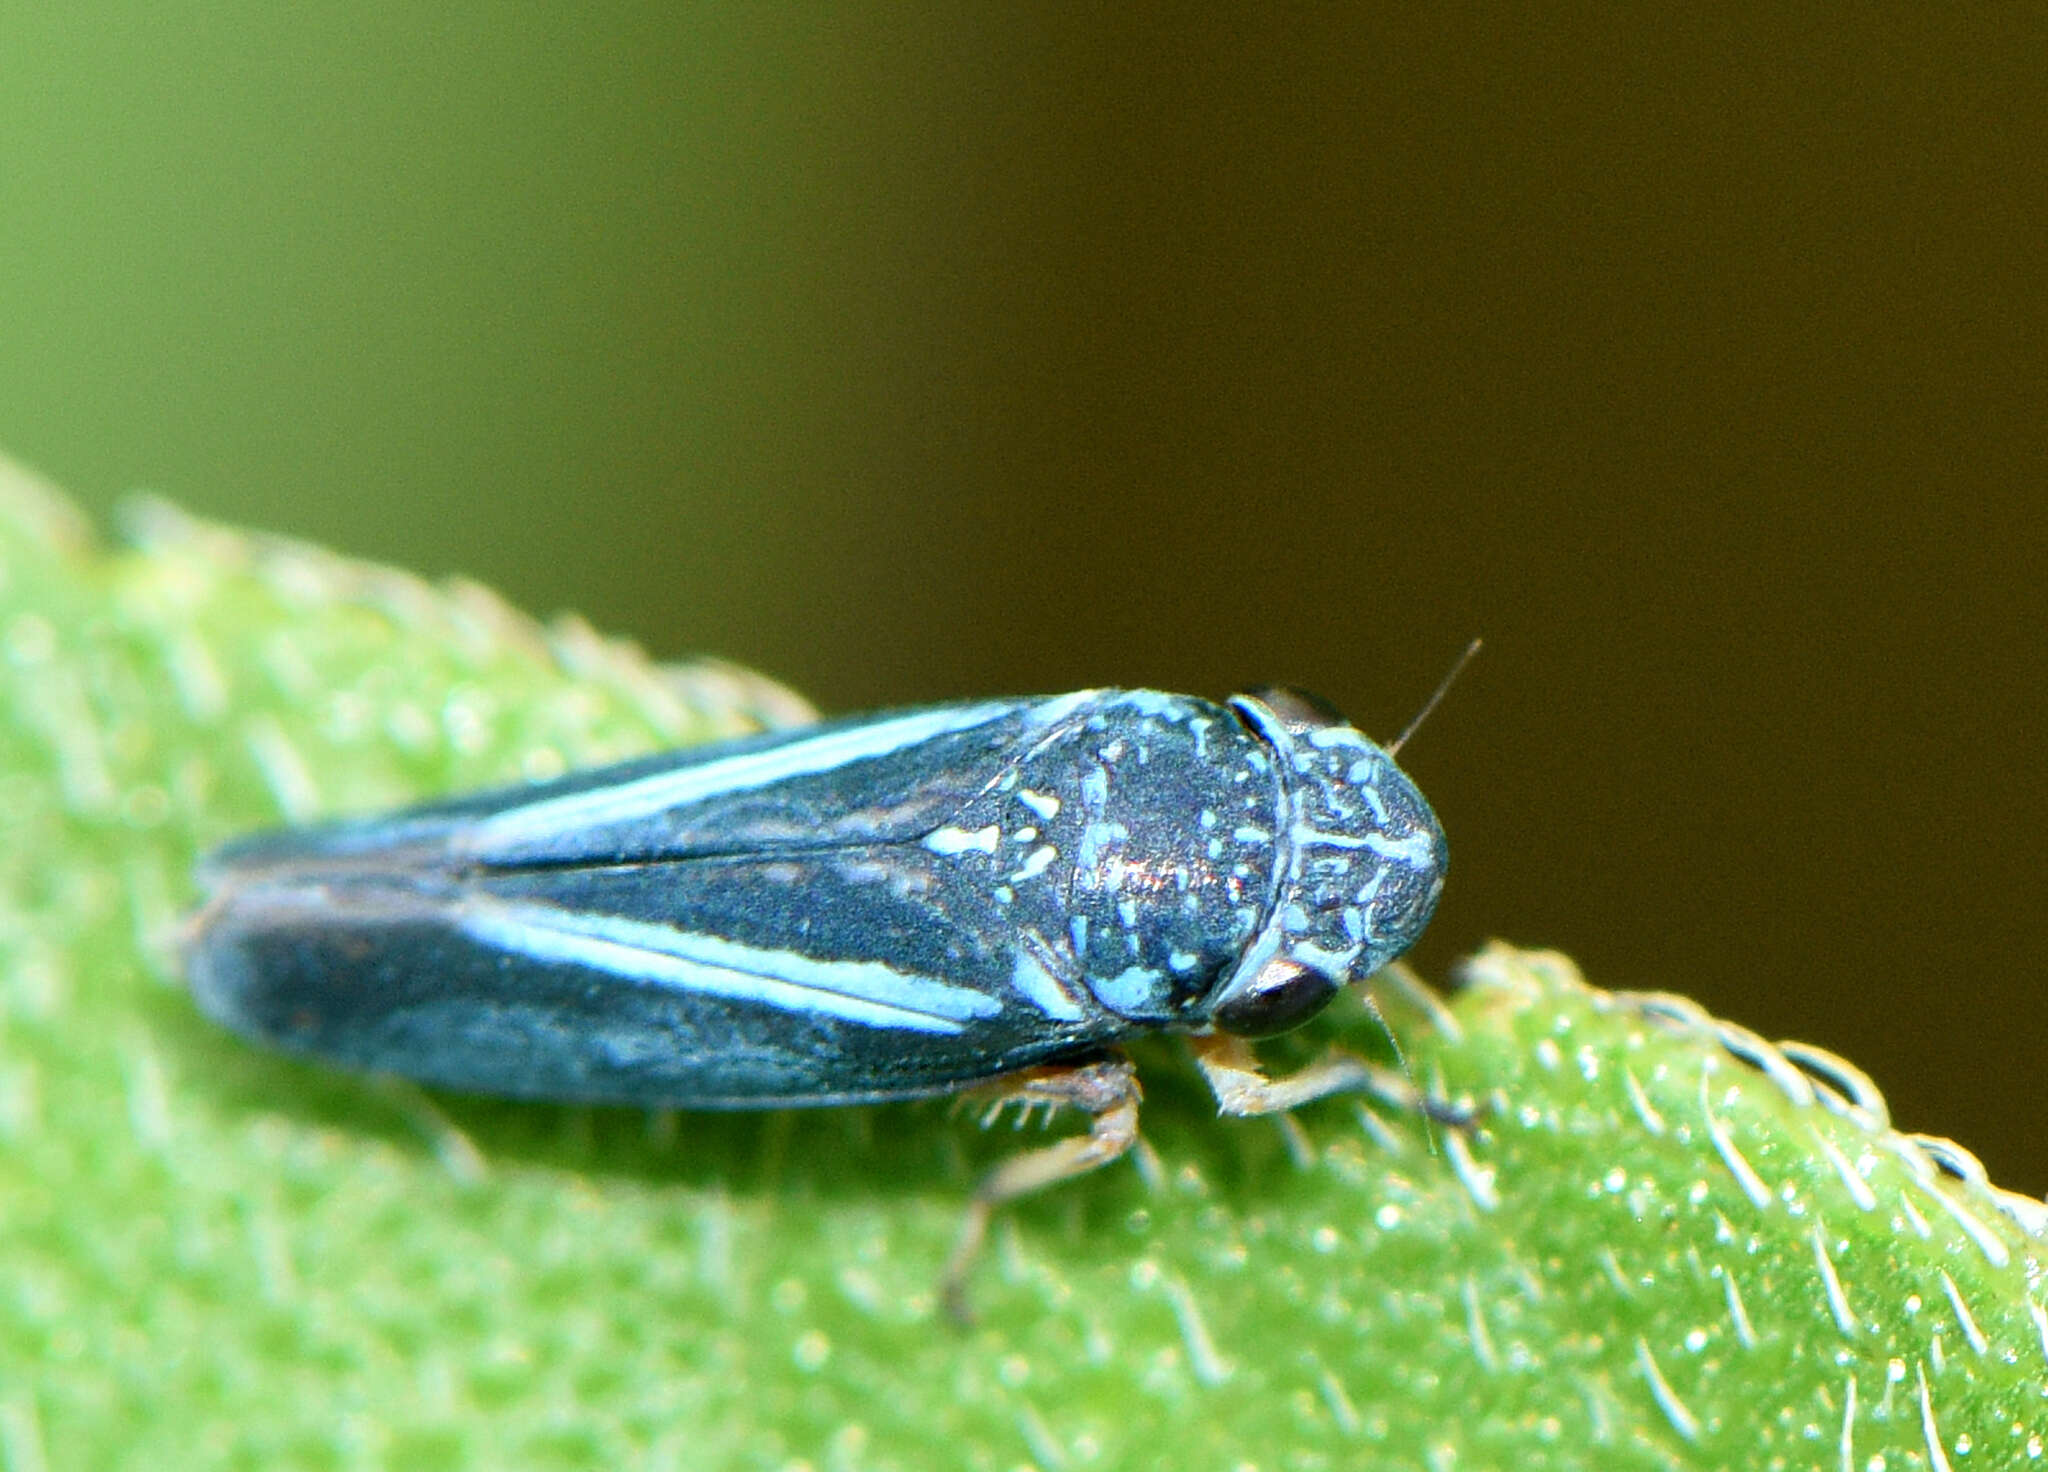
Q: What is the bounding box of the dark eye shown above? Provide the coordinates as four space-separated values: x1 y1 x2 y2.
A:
1212 956 1341 1038
1239 685 1349 735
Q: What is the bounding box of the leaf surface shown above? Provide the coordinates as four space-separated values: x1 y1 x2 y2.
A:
4 457 2041 1470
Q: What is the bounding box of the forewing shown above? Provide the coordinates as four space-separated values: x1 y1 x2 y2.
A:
187 692 1128 1106
200 697 1049 882
187 840 1129 1108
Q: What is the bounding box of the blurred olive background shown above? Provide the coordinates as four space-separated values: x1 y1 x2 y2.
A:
3 10 2043 1187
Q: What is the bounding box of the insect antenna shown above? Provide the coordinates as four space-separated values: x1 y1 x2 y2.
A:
1378 638 1479 1153
1386 637 1482 758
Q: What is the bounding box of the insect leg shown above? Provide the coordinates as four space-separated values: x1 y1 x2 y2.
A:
941 1055 1142 1324
1187 1032 1463 1122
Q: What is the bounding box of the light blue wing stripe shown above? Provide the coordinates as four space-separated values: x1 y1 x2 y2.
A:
456 900 1003 1035
458 700 1021 856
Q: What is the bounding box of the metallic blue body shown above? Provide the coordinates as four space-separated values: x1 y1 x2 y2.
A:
186 689 1446 1107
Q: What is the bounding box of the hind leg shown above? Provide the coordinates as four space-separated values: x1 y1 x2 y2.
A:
940 1055 1141 1324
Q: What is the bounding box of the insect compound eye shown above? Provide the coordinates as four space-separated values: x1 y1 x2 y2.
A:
1240 685 1349 737
1212 955 1342 1039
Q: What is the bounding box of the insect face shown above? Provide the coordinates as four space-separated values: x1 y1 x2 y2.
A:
1206 689 1447 1038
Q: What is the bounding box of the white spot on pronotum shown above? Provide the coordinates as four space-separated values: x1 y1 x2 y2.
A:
1809 1223 1857 1337
1938 1270 1987 1356
1702 1068 1772 1210
1008 844 1058 882
923 824 1000 857
1634 1337 1700 1442
2029 1299 2048 1371
1016 788 1061 821
1092 966 1162 1014
1917 1363 1956 1472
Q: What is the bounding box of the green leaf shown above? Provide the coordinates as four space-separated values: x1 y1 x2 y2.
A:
5 454 2043 1470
